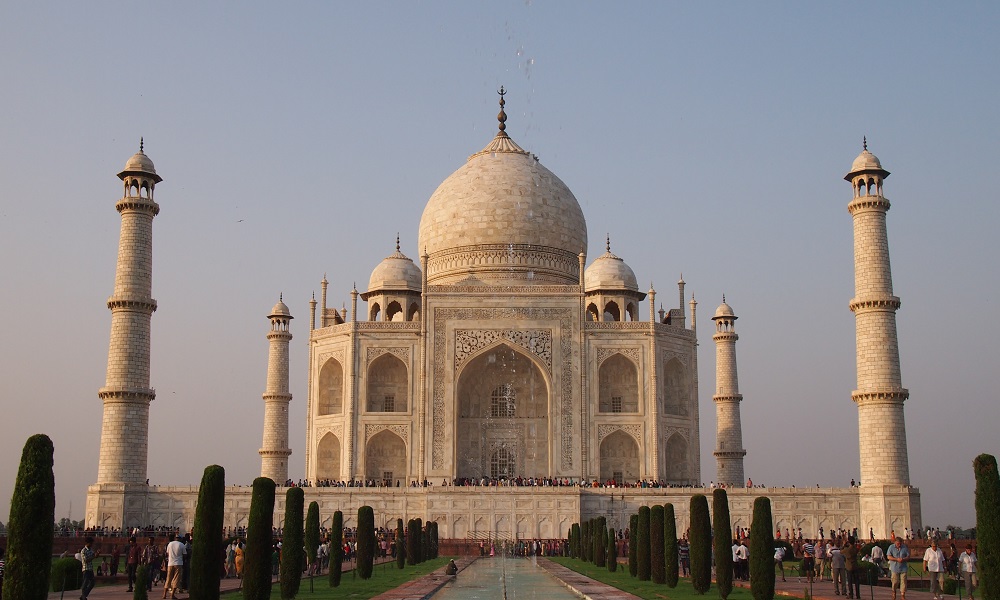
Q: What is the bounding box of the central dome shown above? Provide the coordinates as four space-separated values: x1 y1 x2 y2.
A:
417 97 587 285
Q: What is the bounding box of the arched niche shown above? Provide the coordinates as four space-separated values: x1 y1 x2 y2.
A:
455 343 549 480
603 301 621 322
599 353 639 413
366 353 408 412
318 358 343 415
663 433 689 483
386 301 403 322
365 429 406 485
370 302 381 322
662 358 689 416
599 430 640 483
316 432 341 481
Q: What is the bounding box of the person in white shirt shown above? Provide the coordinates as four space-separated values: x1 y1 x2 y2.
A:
870 543 885 575
923 539 947 600
163 533 185 600
959 544 977 600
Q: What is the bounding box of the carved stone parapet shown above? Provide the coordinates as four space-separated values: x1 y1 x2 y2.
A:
851 389 909 405
849 296 901 312
713 450 747 458
98 387 156 402
712 331 738 342
116 198 160 215
107 297 158 312
712 394 743 403
847 196 891 215
354 321 421 331
258 449 292 457
262 393 292 402
585 322 649 331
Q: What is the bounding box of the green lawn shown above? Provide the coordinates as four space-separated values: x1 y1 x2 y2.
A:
224 557 451 599
549 557 761 600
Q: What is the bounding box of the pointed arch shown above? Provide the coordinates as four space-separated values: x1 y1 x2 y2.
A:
625 302 637 321
663 433 689 483
316 432 341 481
366 353 408 412
587 303 600 322
455 343 549 479
662 357 689 416
318 358 343 415
599 353 638 413
369 302 381 322
603 301 621 322
365 429 406 486
407 302 420 322
599 429 640 483
386 300 403 322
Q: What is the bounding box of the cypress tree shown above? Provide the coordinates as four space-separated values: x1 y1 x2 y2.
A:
280 487 305 599
305 502 320 574
3 434 55 600
651 505 666 584
713 489 734 599
975 453 1000 600
581 519 591 562
414 518 424 563
689 494 712 594
356 505 376 579
749 496 776 600
243 477 276 600
570 523 580 558
407 519 419 566
328 511 343 587
422 523 430 563
664 503 679 588
607 527 618 572
637 505 651 580
190 465 225 600
395 518 405 569
133 565 149 600
595 516 607 567
431 521 439 559
629 513 639 577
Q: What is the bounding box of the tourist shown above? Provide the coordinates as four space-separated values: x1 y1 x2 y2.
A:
736 539 749 581
143 536 161 590
923 539 946 600
959 544 977 599
162 532 184 600
870 541 885 576
235 540 245 578
678 539 690 576
111 544 121 578
843 538 861 599
830 542 846 595
815 538 828 580
773 544 786 582
181 534 192 593
126 536 140 592
801 539 815 584
225 540 236 577
80 536 99 600
886 537 909 600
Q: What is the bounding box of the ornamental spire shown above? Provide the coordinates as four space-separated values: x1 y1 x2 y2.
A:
497 86 507 133
863 136 868 151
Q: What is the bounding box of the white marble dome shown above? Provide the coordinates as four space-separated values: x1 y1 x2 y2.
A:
367 246 422 293
713 300 736 320
585 244 639 292
269 297 291 318
417 130 587 285
850 148 883 173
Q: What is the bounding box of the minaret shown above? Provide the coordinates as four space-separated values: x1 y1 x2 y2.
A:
96 140 160 485
712 296 746 486
846 140 910 487
260 295 293 483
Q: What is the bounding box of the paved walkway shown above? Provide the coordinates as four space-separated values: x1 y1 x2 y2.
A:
739 574 968 600
369 556 477 600
50 556 397 599
536 559 642 599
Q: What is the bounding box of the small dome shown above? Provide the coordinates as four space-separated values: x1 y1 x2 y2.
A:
366 246 422 295
585 244 639 293
844 139 889 181
117 140 163 183
712 300 736 320
850 149 882 173
269 297 292 318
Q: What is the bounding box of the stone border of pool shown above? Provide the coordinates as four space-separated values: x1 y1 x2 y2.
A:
372 557 642 600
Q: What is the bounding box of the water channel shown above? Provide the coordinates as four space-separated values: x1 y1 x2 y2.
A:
432 556 580 599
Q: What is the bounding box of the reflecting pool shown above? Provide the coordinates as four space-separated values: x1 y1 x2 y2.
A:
432 556 580 599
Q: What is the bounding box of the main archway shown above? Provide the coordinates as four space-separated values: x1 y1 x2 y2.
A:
455 343 549 480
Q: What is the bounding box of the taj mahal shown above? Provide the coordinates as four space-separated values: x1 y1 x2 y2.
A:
86 91 921 540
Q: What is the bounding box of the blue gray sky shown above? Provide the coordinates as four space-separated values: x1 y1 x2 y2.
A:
1 2 997 529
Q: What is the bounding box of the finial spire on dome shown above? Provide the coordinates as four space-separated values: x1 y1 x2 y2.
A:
497 86 507 133
722 294 726 303
863 136 868 151
606 234 611 253
396 233 400 252
139 137 144 153
279 292 283 302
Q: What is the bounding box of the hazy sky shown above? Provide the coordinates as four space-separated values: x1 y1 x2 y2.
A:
1 2 997 529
